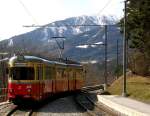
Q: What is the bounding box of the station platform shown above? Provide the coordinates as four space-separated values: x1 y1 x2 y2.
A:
97 95 150 116
0 101 9 105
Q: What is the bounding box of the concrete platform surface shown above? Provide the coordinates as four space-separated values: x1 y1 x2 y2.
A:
0 101 9 105
97 95 150 116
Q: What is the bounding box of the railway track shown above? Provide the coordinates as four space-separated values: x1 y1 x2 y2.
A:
82 85 104 94
82 85 104 91
0 85 112 116
0 102 18 116
0 102 12 107
75 88 118 116
7 107 33 116
0 102 34 116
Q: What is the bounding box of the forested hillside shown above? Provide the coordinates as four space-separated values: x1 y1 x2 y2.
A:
120 0 150 76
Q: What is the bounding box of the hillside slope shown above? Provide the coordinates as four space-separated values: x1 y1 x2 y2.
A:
108 74 150 104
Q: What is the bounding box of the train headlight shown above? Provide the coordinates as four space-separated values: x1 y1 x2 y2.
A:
27 88 31 93
9 89 14 93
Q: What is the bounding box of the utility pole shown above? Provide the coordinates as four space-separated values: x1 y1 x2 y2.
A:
116 39 119 79
104 25 108 91
0 44 7 88
22 39 26 54
122 0 128 97
51 37 65 59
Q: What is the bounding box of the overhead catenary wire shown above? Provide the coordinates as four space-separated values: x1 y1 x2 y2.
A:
97 0 113 16
16 0 39 55
21 0 114 28
18 0 38 24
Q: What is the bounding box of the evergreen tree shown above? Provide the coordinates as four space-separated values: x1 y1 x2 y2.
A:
120 0 150 75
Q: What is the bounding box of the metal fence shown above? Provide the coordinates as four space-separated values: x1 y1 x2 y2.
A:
0 88 8 102
0 61 8 103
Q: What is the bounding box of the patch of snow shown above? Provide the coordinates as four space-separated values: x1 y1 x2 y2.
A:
81 60 98 64
85 28 90 32
95 15 117 25
50 27 57 35
8 39 13 47
102 34 105 40
90 60 98 64
51 23 55 26
48 39 55 43
84 34 88 37
76 45 89 49
94 42 103 45
58 27 67 34
76 15 87 25
42 28 48 41
92 34 97 38
58 28 64 34
91 45 97 48
107 59 111 62
117 27 121 30
80 61 89 64
72 27 83 35
75 28 82 34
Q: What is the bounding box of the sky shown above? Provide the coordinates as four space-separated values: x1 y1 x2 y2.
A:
0 0 124 41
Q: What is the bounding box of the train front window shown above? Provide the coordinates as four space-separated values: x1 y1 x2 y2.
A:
10 67 34 80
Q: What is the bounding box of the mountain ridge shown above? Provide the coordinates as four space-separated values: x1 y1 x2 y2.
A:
0 15 122 62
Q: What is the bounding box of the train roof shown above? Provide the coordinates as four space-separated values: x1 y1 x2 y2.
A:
9 55 82 67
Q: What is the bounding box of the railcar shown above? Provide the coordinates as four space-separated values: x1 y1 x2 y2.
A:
7 55 85 104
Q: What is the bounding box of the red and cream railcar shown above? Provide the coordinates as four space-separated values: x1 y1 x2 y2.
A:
8 55 84 104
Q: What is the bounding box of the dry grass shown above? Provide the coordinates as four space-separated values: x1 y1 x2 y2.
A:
108 74 150 104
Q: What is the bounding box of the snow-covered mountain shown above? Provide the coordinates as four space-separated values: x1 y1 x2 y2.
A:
41 15 117 39
0 15 122 62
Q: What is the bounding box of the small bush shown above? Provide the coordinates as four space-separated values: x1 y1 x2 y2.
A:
129 51 150 76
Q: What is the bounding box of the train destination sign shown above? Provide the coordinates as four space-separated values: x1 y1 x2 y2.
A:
15 63 27 67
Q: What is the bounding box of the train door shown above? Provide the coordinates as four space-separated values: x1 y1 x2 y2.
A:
62 68 66 92
45 66 53 96
67 69 69 91
37 64 43 101
68 70 72 91
73 70 76 91
56 67 62 92
68 69 75 91
76 70 82 90
63 69 68 91
52 66 56 94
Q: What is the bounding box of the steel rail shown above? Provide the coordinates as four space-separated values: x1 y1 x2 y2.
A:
75 92 107 116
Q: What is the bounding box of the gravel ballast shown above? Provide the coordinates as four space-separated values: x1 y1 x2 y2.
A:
36 96 88 116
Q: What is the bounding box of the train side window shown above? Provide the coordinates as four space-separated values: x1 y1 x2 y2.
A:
69 70 73 79
45 67 52 80
62 70 64 78
37 67 39 80
51 67 55 79
56 68 62 79
56 69 60 79
61 68 65 78
76 71 79 79
73 71 76 79
10 67 34 80
45 67 48 80
37 66 43 80
6 68 9 74
63 70 67 78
